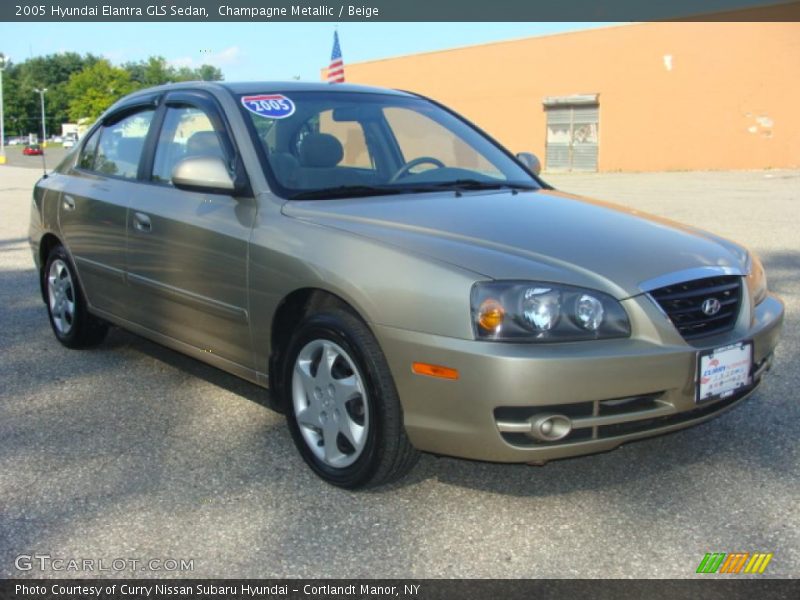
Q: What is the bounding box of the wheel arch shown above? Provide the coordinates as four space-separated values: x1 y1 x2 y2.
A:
38 232 65 303
267 287 370 411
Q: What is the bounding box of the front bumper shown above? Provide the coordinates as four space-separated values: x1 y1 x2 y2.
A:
375 293 784 463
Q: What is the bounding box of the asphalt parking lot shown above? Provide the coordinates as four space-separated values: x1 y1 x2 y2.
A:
0 165 797 578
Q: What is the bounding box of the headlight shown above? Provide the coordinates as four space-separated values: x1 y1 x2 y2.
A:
471 281 631 342
746 253 768 306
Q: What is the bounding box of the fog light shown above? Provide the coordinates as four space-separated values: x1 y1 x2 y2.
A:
528 414 572 442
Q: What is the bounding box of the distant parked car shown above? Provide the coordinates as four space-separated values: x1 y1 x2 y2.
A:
23 144 43 156
8 137 23 146
53 136 64 144
62 136 77 149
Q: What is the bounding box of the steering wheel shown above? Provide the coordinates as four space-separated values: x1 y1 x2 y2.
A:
389 156 446 183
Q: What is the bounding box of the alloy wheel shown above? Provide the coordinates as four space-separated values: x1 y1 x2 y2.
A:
291 339 370 468
47 258 76 335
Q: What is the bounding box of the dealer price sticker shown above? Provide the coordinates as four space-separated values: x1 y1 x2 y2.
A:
697 342 753 402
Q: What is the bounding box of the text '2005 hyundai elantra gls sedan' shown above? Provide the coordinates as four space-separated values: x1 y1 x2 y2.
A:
29 82 784 488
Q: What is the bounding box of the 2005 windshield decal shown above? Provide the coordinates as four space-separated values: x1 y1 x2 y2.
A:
241 94 296 119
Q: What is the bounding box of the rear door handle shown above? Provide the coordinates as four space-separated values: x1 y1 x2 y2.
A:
62 195 76 211
133 212 152 233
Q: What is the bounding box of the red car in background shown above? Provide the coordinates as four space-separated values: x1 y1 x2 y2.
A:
23 144 43 156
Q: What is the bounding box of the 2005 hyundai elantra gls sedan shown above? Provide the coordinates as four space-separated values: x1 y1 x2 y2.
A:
29 82 784 488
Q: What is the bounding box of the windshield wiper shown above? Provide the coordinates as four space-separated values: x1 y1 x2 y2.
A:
289 184 444 200
429 179 539 192
289 180 538 200
290 185 408 200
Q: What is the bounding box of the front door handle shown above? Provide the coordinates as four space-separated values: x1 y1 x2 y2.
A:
62 195 76 211
133 212 152 233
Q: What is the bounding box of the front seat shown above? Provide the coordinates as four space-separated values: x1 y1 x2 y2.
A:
295 133 351 189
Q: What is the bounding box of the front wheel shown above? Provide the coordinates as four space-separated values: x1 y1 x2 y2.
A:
283 310 419 488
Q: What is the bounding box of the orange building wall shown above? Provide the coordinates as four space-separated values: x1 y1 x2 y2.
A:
341 22 800 171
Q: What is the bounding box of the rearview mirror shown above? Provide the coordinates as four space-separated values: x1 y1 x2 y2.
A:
171 156 236 194
516 152 542 176
332 105 382 122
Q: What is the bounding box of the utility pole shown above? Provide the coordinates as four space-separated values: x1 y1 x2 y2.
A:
0 53 7 165
33 87 47 147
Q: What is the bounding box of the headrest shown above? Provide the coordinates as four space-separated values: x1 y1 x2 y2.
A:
298 133 343 168
186 131 223 158
269 152 300 186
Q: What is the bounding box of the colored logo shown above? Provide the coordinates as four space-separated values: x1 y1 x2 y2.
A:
701 297 722 316
696 552 773 574
241 94 296 119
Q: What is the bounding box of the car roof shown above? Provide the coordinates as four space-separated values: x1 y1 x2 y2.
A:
117 80 414 105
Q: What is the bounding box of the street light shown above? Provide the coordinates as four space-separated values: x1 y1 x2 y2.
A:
33 87 47 147
0 53 7 165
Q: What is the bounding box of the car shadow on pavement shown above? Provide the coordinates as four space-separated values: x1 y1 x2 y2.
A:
103 327 272 409
0 236 29 248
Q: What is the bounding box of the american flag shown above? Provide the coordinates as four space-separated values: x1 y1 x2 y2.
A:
327 31 345 83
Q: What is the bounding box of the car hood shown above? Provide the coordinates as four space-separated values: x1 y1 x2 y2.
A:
282 189 748 299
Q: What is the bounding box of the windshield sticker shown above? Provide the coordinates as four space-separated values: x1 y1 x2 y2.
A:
241 94 296 119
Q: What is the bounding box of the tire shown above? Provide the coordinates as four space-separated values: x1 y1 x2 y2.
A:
43 245 108 348
282 309 419 489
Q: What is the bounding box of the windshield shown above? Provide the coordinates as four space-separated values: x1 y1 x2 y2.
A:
239 91 540 199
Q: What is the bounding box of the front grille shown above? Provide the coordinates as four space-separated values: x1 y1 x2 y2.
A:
649 275 742 340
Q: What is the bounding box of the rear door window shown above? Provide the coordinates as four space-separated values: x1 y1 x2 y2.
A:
92 109 155 179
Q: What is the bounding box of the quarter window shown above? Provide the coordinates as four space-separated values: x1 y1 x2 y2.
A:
77 128 101 170
152 106 228 185
93 109 155 179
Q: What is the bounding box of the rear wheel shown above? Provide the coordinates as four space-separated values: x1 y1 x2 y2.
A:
283 309 419 488
43 245 108 348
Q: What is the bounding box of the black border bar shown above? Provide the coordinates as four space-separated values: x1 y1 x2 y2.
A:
2 580 800 600
2 0 800 22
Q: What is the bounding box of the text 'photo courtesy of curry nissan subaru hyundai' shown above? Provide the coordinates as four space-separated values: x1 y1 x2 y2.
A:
28 81 784 488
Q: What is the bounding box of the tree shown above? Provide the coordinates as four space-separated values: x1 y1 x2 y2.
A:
194 64 224 82
123 56 224 86
66 60 136 122
2 53 225 136
124 56 174 87
3 52 99 137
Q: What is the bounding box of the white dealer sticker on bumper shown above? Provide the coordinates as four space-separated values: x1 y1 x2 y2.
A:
697 342 753 402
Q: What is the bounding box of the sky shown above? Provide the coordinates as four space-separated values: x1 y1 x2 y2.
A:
0 22 615 81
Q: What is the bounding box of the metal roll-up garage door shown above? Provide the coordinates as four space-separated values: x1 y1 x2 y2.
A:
544 95 599 172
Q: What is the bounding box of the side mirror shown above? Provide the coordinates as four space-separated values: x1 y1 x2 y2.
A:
171 156 236 194
516 152 542 176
